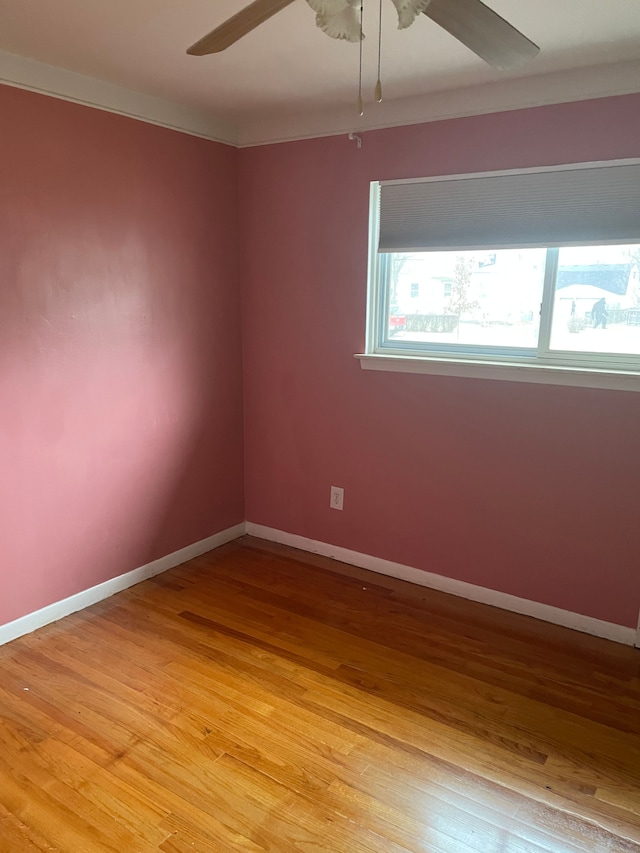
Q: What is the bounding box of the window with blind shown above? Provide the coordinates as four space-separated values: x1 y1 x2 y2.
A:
365 160 640 383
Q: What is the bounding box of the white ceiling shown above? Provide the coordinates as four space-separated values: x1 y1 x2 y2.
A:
1 0 640 145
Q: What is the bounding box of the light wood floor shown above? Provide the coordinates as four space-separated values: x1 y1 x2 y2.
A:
0 536 639 852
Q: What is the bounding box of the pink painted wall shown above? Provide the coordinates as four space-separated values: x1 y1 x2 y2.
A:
0 85 244 627
3 84 638 633
239 94 640 629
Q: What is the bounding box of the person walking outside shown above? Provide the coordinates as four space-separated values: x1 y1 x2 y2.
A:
592 298 608 329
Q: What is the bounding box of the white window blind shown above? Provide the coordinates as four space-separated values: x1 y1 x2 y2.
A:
377 160 640 253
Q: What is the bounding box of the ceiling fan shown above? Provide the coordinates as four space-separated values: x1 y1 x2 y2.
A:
186 0 540 72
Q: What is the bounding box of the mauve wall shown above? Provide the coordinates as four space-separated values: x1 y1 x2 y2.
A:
0 85 244 627
239 94 640 629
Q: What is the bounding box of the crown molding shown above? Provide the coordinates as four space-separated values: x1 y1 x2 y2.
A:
236 59 640 147
2 48 639 151
0 49 239 147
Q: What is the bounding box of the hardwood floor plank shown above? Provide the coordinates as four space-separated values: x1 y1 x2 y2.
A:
158 811 265 853
0 748 146 851
189 549 640 736
0 537 638 851
0 799 59 852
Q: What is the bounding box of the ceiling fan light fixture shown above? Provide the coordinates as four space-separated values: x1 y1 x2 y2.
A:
390 0 432 29
314 2 363 41
305 0 354 14
186 0 540 83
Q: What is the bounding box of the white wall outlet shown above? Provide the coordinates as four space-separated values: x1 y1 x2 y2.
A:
330 486 344 511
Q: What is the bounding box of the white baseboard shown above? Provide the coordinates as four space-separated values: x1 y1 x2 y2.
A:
246 523 637 647
0 522 246 647
4 520 635 649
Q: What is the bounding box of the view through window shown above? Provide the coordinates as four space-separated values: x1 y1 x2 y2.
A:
551 246 640 355
382 244 640 365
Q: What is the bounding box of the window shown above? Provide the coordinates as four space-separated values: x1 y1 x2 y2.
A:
379 244 640 361
362 161 640 390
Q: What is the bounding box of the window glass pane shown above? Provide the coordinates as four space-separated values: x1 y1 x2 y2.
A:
549 245 640 355
385 249 546 350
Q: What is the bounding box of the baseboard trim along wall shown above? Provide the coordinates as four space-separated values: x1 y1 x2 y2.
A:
246 522 637 647
3 520 636 648
0 522 246 648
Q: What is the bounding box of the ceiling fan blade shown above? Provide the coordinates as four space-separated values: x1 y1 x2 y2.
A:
187 0 297 55
424 0 539 70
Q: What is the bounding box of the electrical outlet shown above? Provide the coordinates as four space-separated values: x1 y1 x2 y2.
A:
330 486 344 511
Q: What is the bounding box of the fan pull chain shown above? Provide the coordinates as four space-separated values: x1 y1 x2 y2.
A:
357 0 364 115
375 0 383 102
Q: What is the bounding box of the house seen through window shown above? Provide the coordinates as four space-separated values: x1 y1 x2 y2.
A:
383 245 640 360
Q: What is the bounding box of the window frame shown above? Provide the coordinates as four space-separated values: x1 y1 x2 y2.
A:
360 179 640 392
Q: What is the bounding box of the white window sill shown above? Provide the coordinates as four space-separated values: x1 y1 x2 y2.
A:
355 353 640 392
